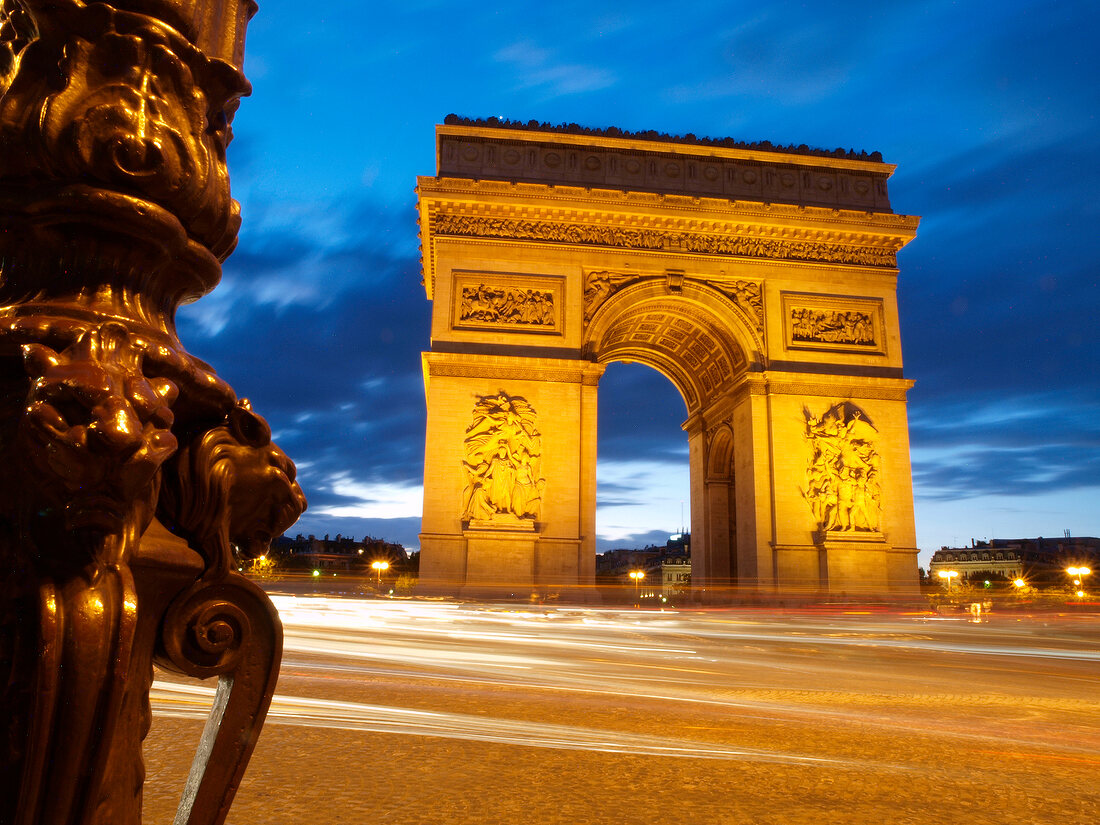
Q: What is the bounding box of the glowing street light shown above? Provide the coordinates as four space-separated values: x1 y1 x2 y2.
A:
628 570 645 600
937 569 958 591
371 560 390 584
1067 566 1091 596
1013 578 1026 589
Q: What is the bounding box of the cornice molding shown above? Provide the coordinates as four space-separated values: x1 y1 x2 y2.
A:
418 177 921 232
428 208 902 270
423 352 605 386
763 380 913 401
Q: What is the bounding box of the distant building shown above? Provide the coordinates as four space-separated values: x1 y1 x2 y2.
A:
928 537 1100 584
661 558 691 597
274 533 407 572
596 534 691 599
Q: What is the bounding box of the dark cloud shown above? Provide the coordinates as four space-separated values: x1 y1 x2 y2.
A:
888 127 1100 510
595 497 646 510
913 444 1100 503
908 391 1100 501
175 208 431 520
597 363 690 464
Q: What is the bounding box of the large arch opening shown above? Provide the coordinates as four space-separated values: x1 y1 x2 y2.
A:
584 286 754 417
585 288 753 593
595 361 689 555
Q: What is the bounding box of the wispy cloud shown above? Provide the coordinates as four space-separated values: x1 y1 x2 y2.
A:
493 40 616 98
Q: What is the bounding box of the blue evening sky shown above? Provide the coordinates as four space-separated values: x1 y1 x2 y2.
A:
177 0 1100 566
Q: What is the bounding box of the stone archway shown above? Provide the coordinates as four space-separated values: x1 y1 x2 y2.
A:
416 118 920 598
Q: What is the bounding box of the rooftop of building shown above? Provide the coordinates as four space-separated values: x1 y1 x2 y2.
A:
930 537 1100 563
936 537 1100 551
443 114 883 163
432 118 897 212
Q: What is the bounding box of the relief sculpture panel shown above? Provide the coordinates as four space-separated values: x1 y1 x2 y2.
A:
433 212 899 268
453 273 561 333
583 270 642 321
459 284 554 327
710 277 764 334
462 392 545 524
791 308 876 346
783 294 885 355
802 402 881 534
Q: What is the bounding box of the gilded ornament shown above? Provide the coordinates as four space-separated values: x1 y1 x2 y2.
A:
0 2 301 824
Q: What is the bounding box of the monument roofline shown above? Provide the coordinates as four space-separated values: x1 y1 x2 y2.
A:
441 114 889 166
436 118 897 213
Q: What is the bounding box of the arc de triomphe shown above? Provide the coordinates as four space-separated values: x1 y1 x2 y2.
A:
416 117 920 598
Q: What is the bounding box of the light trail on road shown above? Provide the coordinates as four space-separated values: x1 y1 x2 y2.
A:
150 680 863 766
144 595 1100 825
151 596 1100 758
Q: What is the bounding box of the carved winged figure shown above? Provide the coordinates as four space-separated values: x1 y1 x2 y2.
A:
802 402 882 534
461 391 544 521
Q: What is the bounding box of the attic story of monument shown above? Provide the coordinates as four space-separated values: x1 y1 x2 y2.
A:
417 118 921 597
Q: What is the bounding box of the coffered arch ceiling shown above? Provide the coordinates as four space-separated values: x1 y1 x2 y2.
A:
585 296 749 414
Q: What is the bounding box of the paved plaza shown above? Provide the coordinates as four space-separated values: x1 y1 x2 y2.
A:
142 593 1100 824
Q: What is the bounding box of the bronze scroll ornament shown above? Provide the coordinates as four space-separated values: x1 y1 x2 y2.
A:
0 2 305 824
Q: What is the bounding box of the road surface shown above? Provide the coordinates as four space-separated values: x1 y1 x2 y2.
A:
142 593 1100 824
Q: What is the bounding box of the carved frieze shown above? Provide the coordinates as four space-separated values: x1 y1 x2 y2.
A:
433 212 899 269
802 402 881 534
791 307 875 346
452 272 561 333
460 284 554 327
782 293 885 355
462 392 545 523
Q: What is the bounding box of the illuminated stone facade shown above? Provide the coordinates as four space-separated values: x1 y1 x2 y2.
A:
417 118 921 597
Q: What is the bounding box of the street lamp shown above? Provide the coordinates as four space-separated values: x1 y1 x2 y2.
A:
371 560 390 584
1067 566 1090 597
937 569 958 592
629 570 645 601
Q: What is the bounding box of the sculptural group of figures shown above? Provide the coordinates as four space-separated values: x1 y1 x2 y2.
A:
459 284 554 326
802 403 881 533
791 308 875 346
461 393 545 522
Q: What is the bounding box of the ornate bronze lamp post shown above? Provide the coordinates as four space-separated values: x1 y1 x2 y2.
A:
0 2 304 824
